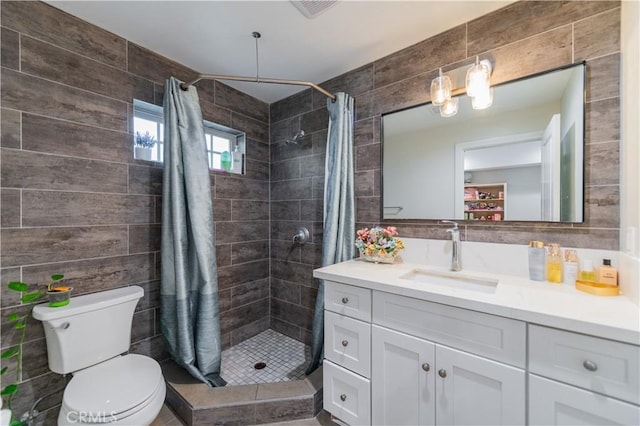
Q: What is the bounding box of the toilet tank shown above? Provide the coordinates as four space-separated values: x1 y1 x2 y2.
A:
32 286 144 374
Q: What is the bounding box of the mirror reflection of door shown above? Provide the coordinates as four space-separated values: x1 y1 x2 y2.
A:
541 114 561 221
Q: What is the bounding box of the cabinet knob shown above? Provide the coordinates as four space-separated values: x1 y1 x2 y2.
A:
340 394 347 402
583 360 598 372
341 340 349 347
438 369 447 378
421 363 430 372
341 297 349 304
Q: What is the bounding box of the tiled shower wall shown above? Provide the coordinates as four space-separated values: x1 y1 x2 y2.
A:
0 1 269 421
268 1 622 342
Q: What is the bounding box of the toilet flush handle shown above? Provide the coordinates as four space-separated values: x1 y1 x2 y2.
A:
59 322 70 330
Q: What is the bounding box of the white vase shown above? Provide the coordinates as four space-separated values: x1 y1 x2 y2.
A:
135 146 153 161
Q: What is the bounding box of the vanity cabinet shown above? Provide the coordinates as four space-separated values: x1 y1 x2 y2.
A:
323 281 526 426
528 324 640 425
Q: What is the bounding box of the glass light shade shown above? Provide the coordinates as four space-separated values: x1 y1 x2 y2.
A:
466 61 491 98
440 97 459 117
471 88 494 110
430 75 452 106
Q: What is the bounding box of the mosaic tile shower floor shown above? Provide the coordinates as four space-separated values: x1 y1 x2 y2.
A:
221 329 310 386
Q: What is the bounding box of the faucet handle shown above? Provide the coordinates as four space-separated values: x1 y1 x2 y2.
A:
441 220 459 229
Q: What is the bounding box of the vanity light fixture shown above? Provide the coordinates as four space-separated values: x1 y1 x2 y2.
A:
430 68 452 106
428 56 494 117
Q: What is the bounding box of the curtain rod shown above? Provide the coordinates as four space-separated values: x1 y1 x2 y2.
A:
180 74 337 101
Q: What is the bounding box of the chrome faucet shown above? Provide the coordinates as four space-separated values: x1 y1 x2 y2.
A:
442 220 462 271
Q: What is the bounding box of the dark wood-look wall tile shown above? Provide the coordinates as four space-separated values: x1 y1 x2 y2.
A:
373 73 431 116
585 141 619 186
1 188 20 228
243 158 269 182
216 176 269 200
131 309 156 342
271 239 301 262
1 27 19 70
354 118 374 146
129 164 163 195
580 185 620 228
270 139 313 164
218 288 232 312
355 171 375 197
467 1 616 56
300 108 329 134
254 398 314 424
230 317 270 346
130 335 169 361
374 25 466 89
7 372 68 420
270 116 301 146
271 298 312 330
300 243 322 268
22 191 154 226
575 8 621 61
356 143 381 171
1 226 128 267
231 112 269 142
213 198 232 221
215 81 269 123
20 338 50 380
271 278 301 304
129 224 161 254
0 267 21 308
217 260 269 291
300 199 322 222
300 285 318 310
0 108 20 149
136 280 161 312
271 220 313 242
1 68 128 131
1 304 45 348
22 114 132 163
311 176 324 200
1 149 128 193
245 138 269 162
271 317 302 341
300 153 325 178
20 36 154 104
586 97 620 143
312 64 375 110
231 240 269 264
271 201 301 221
271 89 313 124
271 158 301 182
231 279 270 308
488 26 573 86
312 129 327 154
1 1 127 69
200 100 233 129
231 200 269 221
586 53 620 102
271 178 313 201
356 196 381 224
271 259 313 284
216 244 232 267
23 254 155 297
127 43 197 84
215 221 269 245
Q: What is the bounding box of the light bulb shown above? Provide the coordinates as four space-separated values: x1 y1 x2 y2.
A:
471 88 493 110
466 57 491 98
430 69 452 106
440 97 459 117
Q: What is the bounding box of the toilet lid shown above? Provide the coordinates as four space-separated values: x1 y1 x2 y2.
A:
65 354 163 420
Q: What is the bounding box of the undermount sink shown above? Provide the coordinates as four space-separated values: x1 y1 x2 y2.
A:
399 268 498 293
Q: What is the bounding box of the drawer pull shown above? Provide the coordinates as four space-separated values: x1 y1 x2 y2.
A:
340 393 347 402
422 363 430 372
341 297 349 304
438 369 447 378
583 360 598 372
341 340 349 347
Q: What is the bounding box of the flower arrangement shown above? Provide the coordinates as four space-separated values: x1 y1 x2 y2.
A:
134 131 156 148
355 226 404 263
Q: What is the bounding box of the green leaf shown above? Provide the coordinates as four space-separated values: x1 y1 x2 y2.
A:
0 383 17 396
20 291 44 303
7 282 28 292
9 419 24 426
0 347 19 359
51 274 64 281
0 366 7 375
13 321 26 330
6 313 19 322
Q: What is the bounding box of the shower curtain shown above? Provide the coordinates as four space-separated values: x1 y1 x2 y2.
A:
306 92 356 374
160 77 225 387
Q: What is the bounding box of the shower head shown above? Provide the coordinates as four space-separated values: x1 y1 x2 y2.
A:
285 129 305 144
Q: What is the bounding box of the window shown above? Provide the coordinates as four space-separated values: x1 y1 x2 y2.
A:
133 99 246 175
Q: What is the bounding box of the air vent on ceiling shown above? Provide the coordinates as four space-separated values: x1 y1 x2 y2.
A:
290 0 338 19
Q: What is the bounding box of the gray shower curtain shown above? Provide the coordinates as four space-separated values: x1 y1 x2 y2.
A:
160 77 225 387
306 92 356 374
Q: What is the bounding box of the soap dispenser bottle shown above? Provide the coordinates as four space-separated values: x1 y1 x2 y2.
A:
563 249 579 285
546 243 563 283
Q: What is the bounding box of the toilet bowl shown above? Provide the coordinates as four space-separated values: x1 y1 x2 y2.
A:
33 286 165 425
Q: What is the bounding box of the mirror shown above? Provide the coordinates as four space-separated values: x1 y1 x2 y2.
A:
382 63 585 222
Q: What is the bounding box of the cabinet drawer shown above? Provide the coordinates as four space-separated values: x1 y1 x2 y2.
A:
325 311 371 378
373 291 525 367
325 281 371 322
323 360 371 426
529 374 640 425
529 324 640 405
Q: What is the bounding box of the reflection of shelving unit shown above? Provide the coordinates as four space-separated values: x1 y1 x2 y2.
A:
464 183 507 221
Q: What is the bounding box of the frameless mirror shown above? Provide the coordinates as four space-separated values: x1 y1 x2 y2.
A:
382 63 585 223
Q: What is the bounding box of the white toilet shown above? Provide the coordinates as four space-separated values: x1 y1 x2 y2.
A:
33 286 166 425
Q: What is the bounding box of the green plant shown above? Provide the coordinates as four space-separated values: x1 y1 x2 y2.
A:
1 274 64 426
134 131 156 148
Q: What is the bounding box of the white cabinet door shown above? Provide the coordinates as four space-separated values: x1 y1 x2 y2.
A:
529 375 640 426
435 345 525 426
371 325 436 426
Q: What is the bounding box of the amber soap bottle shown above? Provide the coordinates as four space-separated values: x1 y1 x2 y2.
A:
546 243 563 284
597 259 618 286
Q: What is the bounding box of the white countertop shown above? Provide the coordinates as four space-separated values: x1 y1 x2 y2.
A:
314 259 640 345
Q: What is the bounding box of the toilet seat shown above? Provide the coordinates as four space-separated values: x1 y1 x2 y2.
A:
62 354 164 424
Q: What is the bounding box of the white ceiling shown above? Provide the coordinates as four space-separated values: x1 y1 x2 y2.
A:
47 0 512 104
